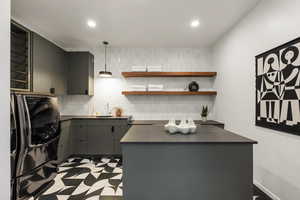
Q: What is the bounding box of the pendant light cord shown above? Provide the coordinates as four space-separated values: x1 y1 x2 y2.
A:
104 44 107 71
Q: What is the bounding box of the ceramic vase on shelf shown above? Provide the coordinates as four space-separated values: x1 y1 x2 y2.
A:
188 81 199 92
201 116 207 122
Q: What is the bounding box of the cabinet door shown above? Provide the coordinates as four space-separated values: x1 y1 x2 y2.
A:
58 121 71 162
113 125 130 141
88 54 94 96
32 33 67 95
72 122 88 155
73 141 88 155
11 22 31 91
87 125 114 155
73 125 88 141
67 52 89 95
113 125 130 155
51 51 68 95
114 139 122 155
32 33 52 94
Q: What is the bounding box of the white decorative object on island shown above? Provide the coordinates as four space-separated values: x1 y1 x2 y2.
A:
187 118 197 133
164 118 197 134
178 119 190 134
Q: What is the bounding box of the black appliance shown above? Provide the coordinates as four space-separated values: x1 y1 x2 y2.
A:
10 93 60 200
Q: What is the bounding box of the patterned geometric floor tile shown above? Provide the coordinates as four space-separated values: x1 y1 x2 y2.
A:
37 157 123 200
36 156 271 200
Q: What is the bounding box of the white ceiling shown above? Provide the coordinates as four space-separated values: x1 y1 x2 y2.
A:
11 0 260 49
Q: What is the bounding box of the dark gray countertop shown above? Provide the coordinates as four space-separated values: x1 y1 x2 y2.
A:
121 124 257 144
60 115 132 122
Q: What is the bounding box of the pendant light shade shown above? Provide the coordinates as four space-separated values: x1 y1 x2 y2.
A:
99 71 112 77
99 41 112 78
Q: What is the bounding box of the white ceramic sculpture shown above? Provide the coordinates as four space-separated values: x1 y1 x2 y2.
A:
178 119 190 134
164 118 197 134
164 119 177 134
187 118 197 133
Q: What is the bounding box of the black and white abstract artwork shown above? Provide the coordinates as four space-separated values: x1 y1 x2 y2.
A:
256 37 300 135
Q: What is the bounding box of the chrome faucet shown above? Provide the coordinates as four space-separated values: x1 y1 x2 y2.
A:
106 103 111 116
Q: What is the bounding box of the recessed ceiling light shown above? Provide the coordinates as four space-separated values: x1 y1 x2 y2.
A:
87 20 96 28
190 19 200 28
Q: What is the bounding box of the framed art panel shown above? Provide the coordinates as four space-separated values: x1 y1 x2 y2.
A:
256 37 300 136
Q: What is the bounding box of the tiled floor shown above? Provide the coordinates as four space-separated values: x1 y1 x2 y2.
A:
37 157 123 200
37 157 272 200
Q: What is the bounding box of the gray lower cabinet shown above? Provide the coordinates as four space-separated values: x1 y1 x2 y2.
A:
58 120 71 163
72 120 89 155
113 140 122 155
58 119 130 157
113 125 130 154
87 125 114 155
85 120 129 155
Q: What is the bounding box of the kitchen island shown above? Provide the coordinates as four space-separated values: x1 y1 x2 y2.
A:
121 124 257 200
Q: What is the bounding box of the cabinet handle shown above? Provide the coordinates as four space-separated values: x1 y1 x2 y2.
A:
111 126 115 132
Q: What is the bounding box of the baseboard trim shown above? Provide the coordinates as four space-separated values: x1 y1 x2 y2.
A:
254 180 281 200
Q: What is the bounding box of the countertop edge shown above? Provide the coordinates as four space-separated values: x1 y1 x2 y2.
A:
120 141 257 144
60 115 132 122
129 120 225 126
120 124 257 144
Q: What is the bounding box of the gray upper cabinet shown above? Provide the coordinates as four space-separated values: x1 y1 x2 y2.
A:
67 52 94 96
11 22 31 91
13 22 95 96
32 33 67 95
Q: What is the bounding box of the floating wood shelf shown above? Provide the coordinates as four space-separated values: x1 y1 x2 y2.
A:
122 72 217 78
122 91 217 95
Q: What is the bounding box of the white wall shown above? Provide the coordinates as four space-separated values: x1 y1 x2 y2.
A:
0 0 10 198
213 0 300 199
60 47 216 120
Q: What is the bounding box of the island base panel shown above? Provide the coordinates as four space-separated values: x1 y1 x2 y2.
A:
122 144 253 200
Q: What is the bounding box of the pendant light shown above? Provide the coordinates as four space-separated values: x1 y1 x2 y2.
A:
99 41 112 77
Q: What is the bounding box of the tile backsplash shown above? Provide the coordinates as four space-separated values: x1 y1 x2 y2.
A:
59 47 216 120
